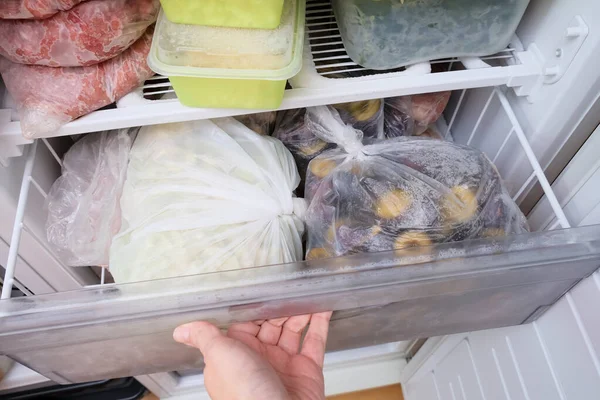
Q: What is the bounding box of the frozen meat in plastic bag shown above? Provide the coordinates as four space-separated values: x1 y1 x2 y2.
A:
0 0 159 67
412 91 451 134
304 106 529 261
0 0 85 19
110 118 306 283
235 111 277 136
0 27 154 139
45 128 136 267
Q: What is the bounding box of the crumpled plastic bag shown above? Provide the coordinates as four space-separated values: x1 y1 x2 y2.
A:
384 91 451 138
383 96 414 138
45 128 136 267
0 0 85 19
273 100 383 191
110 118 306 283
0 27 154 139
412 91 451 134
333 99 384 140
0 0 159 67
303 106 529 261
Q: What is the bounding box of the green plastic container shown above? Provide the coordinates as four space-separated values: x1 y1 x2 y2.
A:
148 0 305 109
159 0 285 29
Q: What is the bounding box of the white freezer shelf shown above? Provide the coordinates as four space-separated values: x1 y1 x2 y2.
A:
0 0 544 152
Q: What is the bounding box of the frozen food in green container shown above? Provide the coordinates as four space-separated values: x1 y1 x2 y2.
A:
332 0 530 70
159 0 285 29
148 0 305 109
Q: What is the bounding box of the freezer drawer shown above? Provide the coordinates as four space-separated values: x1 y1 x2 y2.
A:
1 226 599 383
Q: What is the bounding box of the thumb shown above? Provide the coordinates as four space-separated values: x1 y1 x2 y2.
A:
173 322 224 355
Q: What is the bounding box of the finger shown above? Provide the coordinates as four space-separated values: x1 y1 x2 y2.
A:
228 322 261 337
267 317 289 327
173 321 224 357
257 320 284 345
277 314 311 355
300 312 333 368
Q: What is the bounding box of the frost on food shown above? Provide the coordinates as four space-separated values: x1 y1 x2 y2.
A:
304 106 529 261
0 28 155 139
0 0 159 67
332 0 530 69
0 0 86 19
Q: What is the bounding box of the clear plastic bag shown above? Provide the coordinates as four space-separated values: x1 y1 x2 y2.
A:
273 108 336 193
273 101 383 192
0 28 154 139
109 118 305 284
412 91 451 134
0 0 159 67
333 99 384 139
45 128 135 267
0 0 85 19
304 106 529 261
384 92 451 138
383 96 415 138
234 111 277 136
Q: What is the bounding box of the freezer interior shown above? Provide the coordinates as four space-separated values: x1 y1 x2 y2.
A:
1 0 599 389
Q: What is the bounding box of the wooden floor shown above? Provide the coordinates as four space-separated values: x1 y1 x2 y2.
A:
144 384 404 399
328 385 404 400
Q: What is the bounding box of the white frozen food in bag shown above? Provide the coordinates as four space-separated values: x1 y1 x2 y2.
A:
110 118 305 283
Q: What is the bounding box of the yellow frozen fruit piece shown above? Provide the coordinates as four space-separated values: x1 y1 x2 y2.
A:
442 185 478 224
375 189 412 219
306 247 333 260
309 158 338 178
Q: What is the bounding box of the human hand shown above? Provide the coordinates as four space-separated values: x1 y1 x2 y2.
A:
173 312 333 400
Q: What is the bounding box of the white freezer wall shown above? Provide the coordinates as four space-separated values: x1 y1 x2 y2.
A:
402 125 600 400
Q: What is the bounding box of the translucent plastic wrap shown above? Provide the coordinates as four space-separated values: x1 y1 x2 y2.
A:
274 108 336 190
0 28 154 139
110 118 305 284
383 96 414 138
384 92 451 138
235 112 277 136
45 129 135 267
412 91 451 134
273 101 383 188
304 106 529 260
333 99 384 139
0 0 85 19
0 0 159 67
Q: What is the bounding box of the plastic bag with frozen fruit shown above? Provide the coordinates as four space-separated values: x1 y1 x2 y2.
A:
304 106 529 261
45 128 137 267
109 118 306 283
0 27 154 139
384 92 451 138
0 0 159 67
0 0 86 19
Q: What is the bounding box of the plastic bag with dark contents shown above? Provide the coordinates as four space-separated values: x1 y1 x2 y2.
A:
235 111 277 136
273 101 383 187
333 99 384 139
384 91 451 138
45 128 137 267
303 106 529 261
